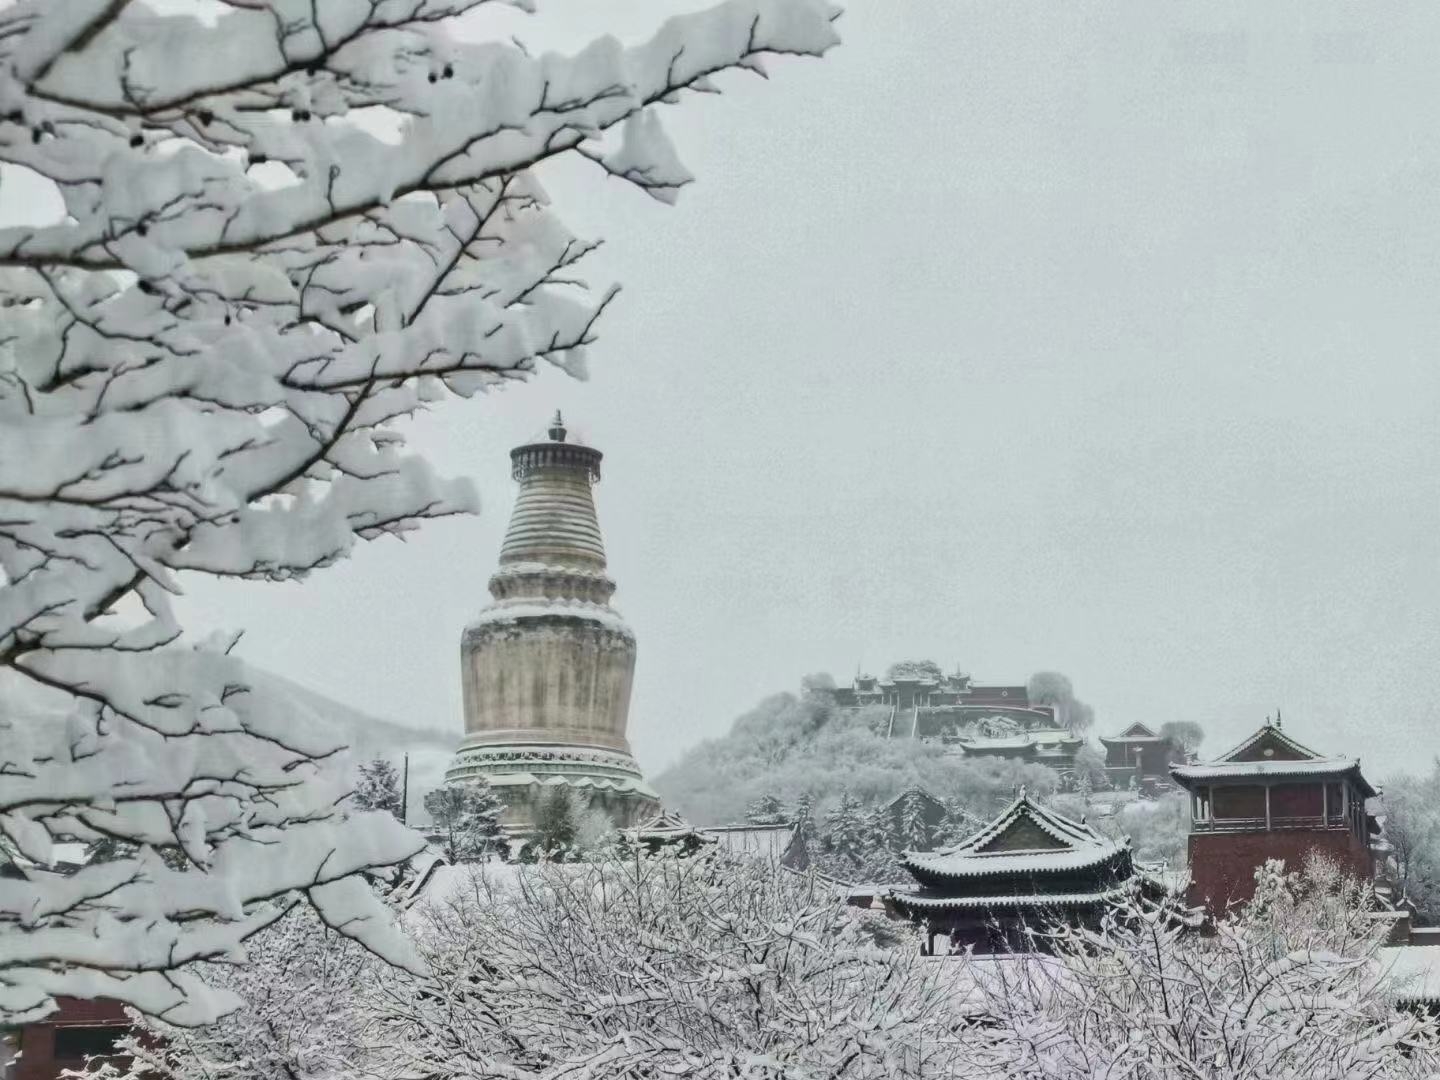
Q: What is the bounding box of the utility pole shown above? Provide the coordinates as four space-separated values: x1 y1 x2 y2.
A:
401 753 409 826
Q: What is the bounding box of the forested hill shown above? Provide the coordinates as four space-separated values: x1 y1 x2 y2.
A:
652 682 1066 827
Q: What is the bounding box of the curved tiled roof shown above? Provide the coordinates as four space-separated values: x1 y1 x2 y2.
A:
1169 722 1376 797
888 881 1136 912
906 844 1126 879
902 794 1130 880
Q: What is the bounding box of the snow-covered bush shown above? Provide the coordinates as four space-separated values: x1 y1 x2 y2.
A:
83 906 369 1080
964 854 1440 1079
86 852 964 1080
0 0 837 1024
374 851 965 1079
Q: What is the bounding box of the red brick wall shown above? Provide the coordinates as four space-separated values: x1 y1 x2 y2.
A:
1187 829 1372 912
13 998 130 1080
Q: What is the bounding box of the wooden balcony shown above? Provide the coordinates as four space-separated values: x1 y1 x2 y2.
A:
1191 814 1348 833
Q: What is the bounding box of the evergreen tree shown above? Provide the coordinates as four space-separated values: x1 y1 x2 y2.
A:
745 793 787 825
825 792 866 861
898 790 931 851
424 781 506 863
792 792 817 844
934 798 980 848
355 758 403 820
526 787 585 860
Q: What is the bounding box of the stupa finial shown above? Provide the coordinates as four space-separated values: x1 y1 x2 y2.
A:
548 410 567 443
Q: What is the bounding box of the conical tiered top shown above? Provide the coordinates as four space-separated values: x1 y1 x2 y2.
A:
498 411 607 572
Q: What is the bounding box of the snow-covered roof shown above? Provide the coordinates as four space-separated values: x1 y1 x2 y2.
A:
624 809 714 844
1100 722 1165 745
889 881 1136 911
1170 722 1376 797
701 823 797 859
1170 757 1363 782
904 794 1127 880
1211 722 1323 763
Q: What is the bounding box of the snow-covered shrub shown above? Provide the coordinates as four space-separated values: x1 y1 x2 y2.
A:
375 851 965 1078
82 906 369 1080
0 0 837 1024
964 855 1440 1079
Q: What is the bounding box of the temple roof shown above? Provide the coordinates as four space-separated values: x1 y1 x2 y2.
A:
1100 722 1165 745
889 881 1136 912
1169 722 1375 797
903 793 1128 881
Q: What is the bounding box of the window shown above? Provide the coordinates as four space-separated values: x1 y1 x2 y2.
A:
53 1026 128 1060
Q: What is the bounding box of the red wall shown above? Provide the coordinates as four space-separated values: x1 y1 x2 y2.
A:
1187 829 1372 912
12 998 130 1080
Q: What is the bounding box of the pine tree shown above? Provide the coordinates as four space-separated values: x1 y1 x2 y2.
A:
792 792 816 843
825 792 866 861
354 759 403 820
424 781 505 864
934 798 979 847
899 790 931 851
527 788 584 860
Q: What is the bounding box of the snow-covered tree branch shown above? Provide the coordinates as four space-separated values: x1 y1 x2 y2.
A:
962 855 1440 1079
0 0 838 1025
83 853 960 1080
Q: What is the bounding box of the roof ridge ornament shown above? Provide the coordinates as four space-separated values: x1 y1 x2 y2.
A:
548 409 567 443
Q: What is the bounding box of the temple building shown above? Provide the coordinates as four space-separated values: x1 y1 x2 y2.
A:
444 414 659 832
1099 722 1181 788
834 667 1082 770
1170 718 1378 912
885 791 1154 954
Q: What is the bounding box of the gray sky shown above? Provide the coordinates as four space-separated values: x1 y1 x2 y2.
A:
137 2 1440 781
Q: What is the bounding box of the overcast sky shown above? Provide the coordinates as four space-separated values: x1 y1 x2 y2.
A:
19 1 1437 782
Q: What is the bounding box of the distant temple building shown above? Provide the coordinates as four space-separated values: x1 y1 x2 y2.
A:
1099 722 1182 788
833 667 1082 770
1170 718 1378 912
886 791 1155 954
445 414 659 832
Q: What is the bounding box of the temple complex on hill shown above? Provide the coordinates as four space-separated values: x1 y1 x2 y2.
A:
1169 718 1378 912
885 791 1157 954
834 667 1083 770
444 414 659 833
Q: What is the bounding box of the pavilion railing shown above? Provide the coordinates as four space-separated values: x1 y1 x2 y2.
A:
1191 813 1349 832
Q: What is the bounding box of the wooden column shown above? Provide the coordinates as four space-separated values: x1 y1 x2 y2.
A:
1322 782 1328 825
1264 784 1271 831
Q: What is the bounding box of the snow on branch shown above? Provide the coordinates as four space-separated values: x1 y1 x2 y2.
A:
0 0 837 1025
